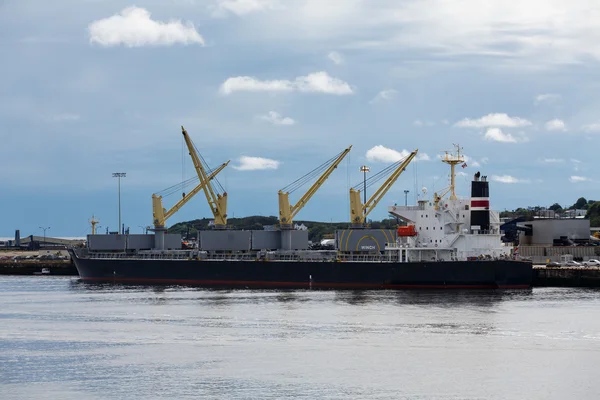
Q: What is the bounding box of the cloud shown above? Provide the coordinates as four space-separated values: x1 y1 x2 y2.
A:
220 71 353 95
545 119 567 131
483 127 521 143
88 7 204 47
212 0 277 16
569 176 591 183
327 51 343 65
462 155 481 168
491 175 529 184
365 145 427 163
480 157 489 164
287 2 600 67
233 156 281 171
369 89 398 104
582 123 600 132
413 120 436 127
534 93 561 104
456 171 468 177
454 113 532 128
542 158 564 163
47 113 80 122
258 111 295 125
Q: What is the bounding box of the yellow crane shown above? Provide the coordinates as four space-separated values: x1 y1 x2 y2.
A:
181 126 229 228
279 145 352 229
350 149 418 226
152 161 229 229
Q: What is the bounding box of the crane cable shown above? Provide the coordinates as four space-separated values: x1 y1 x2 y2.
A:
281 149 347 194
351 154 411 191
192 140 226 195
155 164 222 198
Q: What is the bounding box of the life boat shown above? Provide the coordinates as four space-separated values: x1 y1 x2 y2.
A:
397 225 417 237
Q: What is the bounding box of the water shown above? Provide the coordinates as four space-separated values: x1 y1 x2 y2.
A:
1 277 599 400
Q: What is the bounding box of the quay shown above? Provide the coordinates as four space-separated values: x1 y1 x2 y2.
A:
0 260 77 276
533 265 600 288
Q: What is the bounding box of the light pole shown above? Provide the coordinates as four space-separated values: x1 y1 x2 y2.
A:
39 226 50 248
112 172 126 234
360 165 370 214
404 190 410 206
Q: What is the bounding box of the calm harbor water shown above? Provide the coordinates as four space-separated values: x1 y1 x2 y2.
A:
1 276 599 400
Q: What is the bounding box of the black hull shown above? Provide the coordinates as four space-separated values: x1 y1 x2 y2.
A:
69 251 532 289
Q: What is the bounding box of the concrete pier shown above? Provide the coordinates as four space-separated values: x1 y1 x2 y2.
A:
533 266 600 288
0 260 77 276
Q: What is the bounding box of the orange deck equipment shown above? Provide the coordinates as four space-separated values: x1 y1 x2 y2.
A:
397 225 417 237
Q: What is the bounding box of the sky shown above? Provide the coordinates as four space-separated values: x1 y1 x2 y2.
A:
1 0 599 237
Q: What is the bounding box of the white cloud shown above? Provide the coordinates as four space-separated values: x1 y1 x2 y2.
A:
369 89 398 104
456 171 468 177
542 158 564 163
454 113 532 128
491 175 529 184
258 111 295 125
212 0 277 16
220 71 353 95
569 175 591 183
545 119 567 131
365 145 427 163
462 155 481 168
327 51 344 65
88 7 204 47
483 127 521 143
47 113 80 122
582 123 600 132
480 157 489 164
233 156 280 171
293 2 600 66
534 93 561 104
413 120 435 127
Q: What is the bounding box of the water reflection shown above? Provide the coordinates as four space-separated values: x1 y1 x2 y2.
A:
334 290 370 305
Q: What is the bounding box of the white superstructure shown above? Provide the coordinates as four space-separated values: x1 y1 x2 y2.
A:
387 145 512 262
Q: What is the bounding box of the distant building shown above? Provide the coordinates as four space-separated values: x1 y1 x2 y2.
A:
562 209 587 218
535 209 556 219
294 223 308 231
518 219 590 246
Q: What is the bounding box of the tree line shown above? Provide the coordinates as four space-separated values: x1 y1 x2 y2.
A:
500 197 600 227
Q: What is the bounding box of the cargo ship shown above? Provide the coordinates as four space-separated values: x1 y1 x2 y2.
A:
69 129 532 289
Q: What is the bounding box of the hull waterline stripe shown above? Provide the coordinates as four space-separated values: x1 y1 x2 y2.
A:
78 276 530 289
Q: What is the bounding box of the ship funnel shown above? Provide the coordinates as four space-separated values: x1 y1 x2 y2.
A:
470 173 490 232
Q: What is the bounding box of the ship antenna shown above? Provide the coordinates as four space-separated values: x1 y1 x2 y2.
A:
434 144 465 208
